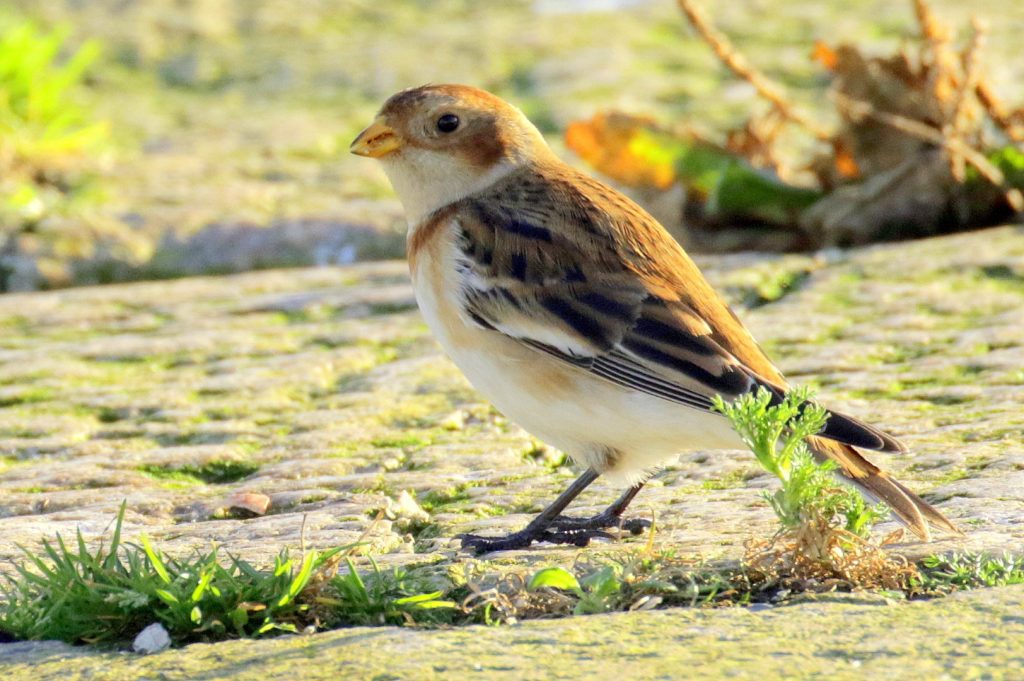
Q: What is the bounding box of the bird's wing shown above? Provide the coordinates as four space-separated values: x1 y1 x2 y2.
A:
448 165 904 454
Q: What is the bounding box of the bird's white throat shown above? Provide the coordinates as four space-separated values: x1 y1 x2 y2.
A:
379 151 517 230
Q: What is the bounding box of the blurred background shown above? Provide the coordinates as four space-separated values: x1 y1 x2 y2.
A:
1 0 1021 291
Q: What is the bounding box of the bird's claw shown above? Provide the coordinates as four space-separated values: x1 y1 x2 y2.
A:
460 531 537 553
460 517 647 554
550 512 651 535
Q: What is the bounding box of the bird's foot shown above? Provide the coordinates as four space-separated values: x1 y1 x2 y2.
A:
460 525 617 554
460 513 649 554
460 529 539 553
550 510 651 535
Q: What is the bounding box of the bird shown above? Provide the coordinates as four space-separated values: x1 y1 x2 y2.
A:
350 84 959 553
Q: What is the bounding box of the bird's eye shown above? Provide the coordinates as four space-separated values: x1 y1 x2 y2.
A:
436 113 460 133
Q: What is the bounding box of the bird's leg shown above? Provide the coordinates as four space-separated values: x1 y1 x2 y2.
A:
460 469 601 554
548 482 650 535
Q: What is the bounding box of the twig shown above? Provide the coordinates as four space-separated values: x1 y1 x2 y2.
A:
945 18 987 181
976 81 1024 144
676 0 831 141
343 508 386 557
914 0 952 47
914 0 968 130
833 92 1024 211
300 512 308 554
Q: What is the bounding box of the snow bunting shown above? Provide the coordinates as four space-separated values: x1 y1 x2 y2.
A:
351 84 958 553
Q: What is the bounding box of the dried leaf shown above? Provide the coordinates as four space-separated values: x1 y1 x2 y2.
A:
565 112 677 190
811 40 838 71
832 141 861 180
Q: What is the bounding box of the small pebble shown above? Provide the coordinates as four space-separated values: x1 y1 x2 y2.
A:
132 623 171 655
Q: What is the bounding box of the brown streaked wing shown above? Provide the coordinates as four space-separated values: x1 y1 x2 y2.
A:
448 168 759 407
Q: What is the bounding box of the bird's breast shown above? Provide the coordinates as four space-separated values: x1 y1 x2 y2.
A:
408 216 584 423
408 215 483 356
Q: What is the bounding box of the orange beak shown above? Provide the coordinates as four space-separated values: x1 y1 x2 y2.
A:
350 118 401 158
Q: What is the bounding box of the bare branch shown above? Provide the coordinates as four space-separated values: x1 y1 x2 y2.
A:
976 81 1024 144
676 0 831 141
945 17 987 181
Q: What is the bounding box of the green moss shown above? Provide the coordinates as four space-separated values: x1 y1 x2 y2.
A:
915 454 996 485
202 406 247 421
371 435 431 450
0 426 47 438
928 468 972 485
741 267 812 308
522 442 568 470
869 343 940 365
846 382 905 400
921 394 971 406
0 386 53 408
137 460 260 485
977 264 1024 295
97 407 127 423
350 476 395 497
367 301 418 316
152 431 239 446
324 442 361 458
701 468 760 491
419 483 477 513
411 522 445 553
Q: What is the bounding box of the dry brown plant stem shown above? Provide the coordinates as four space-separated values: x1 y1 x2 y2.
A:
976 82 1024 144
946 18 986 181
676 0 831 141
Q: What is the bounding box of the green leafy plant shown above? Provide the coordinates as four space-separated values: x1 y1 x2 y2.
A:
324 557 457 626
524 552 769 618
0 21 107 173
528 565 625 615
913 552 1024 595
712 386 886 537
0 18 117 290
0 502 345 645
710 387 919 590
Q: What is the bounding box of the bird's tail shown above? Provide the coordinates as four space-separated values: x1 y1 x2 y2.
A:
807 436 961 541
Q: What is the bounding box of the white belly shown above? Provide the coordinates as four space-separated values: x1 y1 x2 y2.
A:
410 227 742 484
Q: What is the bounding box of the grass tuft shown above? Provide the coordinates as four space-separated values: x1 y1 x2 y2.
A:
319 557 457 627
0 503 343 645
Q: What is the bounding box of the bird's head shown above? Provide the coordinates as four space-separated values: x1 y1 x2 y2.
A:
350 84 551 225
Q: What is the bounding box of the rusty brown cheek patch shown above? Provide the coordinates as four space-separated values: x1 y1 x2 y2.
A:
458 125 506 169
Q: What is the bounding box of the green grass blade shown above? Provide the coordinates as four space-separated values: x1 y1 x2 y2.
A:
140 535 172 585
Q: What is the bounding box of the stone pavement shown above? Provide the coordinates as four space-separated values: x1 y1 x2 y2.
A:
1 226 1022 675
5 586 1024 680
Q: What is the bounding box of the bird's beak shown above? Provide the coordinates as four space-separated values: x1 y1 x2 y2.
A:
350 118 401 158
